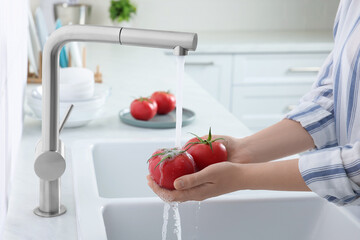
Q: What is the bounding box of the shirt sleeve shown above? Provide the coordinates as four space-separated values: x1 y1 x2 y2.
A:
299 142 360 206
286 51 337 149
285 50 360 205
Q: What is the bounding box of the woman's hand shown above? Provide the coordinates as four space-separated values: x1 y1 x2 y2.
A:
147 159 310 203
205 135 254 164
147 161 243 202
147 118 316 202
146 135 252 202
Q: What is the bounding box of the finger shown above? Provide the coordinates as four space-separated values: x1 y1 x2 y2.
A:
213 134 229 145
147 176 185 202
172 182 216 202
174 169 212 190
147 175 177 202
147 175 215 203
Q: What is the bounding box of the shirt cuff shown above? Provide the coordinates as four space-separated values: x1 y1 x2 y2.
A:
299 148 360 206
285 101 337 149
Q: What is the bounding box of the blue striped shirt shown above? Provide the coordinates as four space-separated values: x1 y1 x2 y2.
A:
286 0 360 206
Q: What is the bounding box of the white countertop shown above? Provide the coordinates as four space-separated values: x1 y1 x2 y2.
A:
3 30 336 239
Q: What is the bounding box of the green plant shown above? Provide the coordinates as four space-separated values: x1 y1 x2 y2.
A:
109 0 137 23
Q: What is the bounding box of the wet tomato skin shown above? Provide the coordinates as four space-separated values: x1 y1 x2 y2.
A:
148 149 196 190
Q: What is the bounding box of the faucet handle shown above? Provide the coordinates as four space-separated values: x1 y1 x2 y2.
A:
59 104 74 134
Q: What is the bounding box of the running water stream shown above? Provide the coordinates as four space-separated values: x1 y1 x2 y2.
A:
161 55 185 240
175 56 185 148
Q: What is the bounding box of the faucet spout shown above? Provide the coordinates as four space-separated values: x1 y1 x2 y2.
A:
119 27 197 55
34 25 197 217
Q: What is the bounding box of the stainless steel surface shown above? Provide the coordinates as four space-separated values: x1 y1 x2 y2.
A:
173 46 188 56
37 25 198 217
288 67 320 73
35 139 65 181
34 140 66 217
120 27 197 54
54 3 91 25
34 185 66 217
34 151 66 181
34 205 66 217
42 25 120 152
59 104 74 133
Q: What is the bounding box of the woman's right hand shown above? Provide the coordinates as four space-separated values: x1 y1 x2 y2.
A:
208 135 254 164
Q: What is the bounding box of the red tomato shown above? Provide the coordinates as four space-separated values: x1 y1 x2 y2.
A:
151 91 176 115
148 148 196 190
184 128 227 170
130 97 158 121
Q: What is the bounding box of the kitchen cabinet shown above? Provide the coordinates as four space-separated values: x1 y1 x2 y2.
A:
231 81 313 131
185 52 330 132
184 54 232 109
232 53 329 131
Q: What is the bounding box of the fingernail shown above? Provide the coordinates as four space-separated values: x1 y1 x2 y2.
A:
175 179 184 189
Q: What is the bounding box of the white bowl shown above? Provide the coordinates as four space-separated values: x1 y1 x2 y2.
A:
27 84 111 127
31 84 109 109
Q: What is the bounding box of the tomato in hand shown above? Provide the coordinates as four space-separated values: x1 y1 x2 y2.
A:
130 97 158 121
151 91 176 115
148 148 196 190
184 128 228 170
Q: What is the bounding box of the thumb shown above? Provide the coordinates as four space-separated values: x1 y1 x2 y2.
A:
174 170 210 190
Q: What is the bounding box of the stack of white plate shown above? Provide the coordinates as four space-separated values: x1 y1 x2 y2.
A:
27 68 111 128
60 67 95 101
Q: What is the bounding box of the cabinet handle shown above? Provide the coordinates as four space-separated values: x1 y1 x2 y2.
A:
288 67 321 73
185 62 215 66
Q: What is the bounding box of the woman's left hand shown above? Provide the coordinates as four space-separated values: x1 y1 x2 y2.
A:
147 161 243 202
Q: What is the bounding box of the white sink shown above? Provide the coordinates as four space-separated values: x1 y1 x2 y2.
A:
91 140 174 198
71 139 360 240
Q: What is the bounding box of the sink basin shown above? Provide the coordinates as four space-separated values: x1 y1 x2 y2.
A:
71 139 360 240
92 140 174 198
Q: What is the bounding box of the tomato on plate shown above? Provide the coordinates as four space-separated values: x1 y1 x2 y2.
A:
151 91 176 115
184 128 227 170
130 97 158 121
148 148 196 190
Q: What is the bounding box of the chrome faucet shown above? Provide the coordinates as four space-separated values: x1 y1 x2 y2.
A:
33 25 198 217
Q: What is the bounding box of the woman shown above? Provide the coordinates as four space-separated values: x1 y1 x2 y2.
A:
148 0 360 206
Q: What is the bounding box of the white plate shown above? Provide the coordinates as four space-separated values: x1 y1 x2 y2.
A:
119 108 195 129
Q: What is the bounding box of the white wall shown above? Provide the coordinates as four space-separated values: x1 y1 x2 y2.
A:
30 0 339 32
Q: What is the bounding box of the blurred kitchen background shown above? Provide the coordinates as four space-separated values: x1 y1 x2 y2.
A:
30 0 339 31
0 0 343 237
27 0 339 132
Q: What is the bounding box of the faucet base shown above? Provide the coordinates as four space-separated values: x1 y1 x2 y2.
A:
33 205 66 217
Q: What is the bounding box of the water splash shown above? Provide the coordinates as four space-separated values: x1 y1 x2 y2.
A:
172 202 182 240
194 202 201 239
161 202 182 240
162 202 171 240
159 161 165 187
